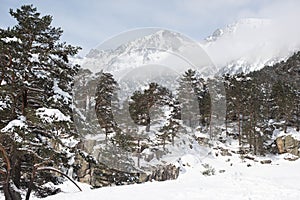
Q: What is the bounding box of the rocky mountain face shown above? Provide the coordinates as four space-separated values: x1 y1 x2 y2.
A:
81 30 195 76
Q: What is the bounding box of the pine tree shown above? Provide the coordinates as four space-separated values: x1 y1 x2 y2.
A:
129 82 169 132
157 92 181 149
95 72 119 140
0 5 81 198
224 73 236 135
206 77 225 139
294 89 300 131
228 73 249 147
72 68 100 137
271 81 296 133
177 69 208 129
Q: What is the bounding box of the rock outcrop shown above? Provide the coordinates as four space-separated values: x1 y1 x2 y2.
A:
276 135 300 158
139 164 180 182
74 154 179 188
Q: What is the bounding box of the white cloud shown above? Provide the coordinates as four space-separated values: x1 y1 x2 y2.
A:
203 0 300 69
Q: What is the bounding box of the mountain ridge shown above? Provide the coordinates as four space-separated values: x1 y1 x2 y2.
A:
78 18 300 76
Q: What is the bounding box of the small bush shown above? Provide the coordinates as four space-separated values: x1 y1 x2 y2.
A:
201 163 215 176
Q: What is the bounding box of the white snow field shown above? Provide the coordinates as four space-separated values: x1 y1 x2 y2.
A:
20 152 299 200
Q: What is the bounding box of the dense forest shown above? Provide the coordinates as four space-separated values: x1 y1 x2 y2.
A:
90 52 299 157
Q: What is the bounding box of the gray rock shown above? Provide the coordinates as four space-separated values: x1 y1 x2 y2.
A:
260 160 272 164
276 135 300 158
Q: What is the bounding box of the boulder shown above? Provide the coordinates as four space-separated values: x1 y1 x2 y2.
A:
140 164 180 182
276 137 285 154
74 153 179 187
220 148 232 156
276 135 300 157
260 160 272 164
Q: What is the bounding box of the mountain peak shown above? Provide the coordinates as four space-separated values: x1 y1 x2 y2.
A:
203 18 299 74
81 29 199 76
205 18 271 42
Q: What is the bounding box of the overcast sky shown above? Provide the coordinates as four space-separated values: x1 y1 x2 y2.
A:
1 0 300 56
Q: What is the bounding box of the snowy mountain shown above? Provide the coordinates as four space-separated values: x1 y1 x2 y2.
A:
82 30 188 75
77 18 300 77
203 18 300 74
79 29 215 82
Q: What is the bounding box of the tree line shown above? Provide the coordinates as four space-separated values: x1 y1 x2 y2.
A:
94 53 300 157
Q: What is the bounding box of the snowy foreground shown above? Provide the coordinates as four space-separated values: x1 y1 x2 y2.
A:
1 152 296 200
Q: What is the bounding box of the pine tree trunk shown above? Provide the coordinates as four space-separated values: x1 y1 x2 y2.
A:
172 135 175 146
297 103 300 131
238 106 241 146
249 111 253 152
22 89 28 116
10 145 21 189
0 145 21 200
209 112 213 139
146 124 150 132
12 159 21 189
26 168 37 200
284 112 288 133
225 108 228 135
3 182 12 200
137 139 140 168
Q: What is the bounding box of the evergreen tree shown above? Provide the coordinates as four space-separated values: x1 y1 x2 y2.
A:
95 72 119 140
294 89 300 131
157 90 181 149
224 73 236 135
129 82 170 132
177 69 209 129
72 68 99 137
0 5 81 198
228 73 249 147
271 81 296 133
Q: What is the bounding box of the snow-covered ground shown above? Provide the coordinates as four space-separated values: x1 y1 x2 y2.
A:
1 152 294 200
2 127 300 200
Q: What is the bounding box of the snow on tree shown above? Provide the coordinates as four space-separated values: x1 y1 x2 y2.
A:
0 5 81 198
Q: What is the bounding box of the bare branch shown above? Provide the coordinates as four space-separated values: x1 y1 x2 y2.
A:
24 86 45 93
37 167 82 192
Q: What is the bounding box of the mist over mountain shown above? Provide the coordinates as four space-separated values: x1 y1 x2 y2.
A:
78 17 300 77
203 18 300 74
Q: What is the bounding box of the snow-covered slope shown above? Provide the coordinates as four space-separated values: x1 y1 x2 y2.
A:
25 152 300 200
1 126 300 200
203 18 300 74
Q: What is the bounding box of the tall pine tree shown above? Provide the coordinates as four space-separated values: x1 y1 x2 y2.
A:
0 5 81 198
